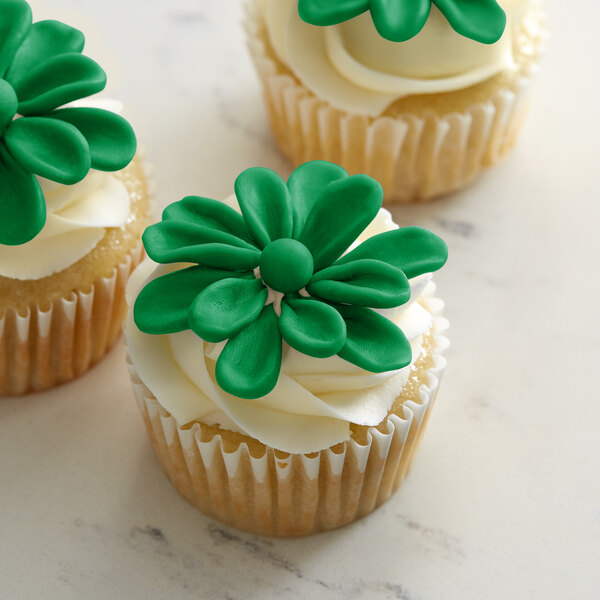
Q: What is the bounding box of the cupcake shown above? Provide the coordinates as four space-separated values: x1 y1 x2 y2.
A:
126 161 449 536
245 0 544 202
0 0 151 396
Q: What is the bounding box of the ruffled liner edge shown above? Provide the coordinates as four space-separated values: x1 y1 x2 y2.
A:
127 311 450 537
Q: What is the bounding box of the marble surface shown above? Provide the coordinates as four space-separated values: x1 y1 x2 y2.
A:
1 0 598 598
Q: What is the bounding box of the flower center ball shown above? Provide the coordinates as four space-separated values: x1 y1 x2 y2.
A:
259 238 314 293
0 80 18 132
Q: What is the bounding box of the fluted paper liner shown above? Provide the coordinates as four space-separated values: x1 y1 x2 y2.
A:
128 317 449 537
0 243 144 396
244 0 543 203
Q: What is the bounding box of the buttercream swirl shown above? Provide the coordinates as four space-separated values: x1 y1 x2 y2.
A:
0 99 131 280
126 207 441 455
264 0 530 116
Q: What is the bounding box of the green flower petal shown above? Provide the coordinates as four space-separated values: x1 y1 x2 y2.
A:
0 147 45 245
279 296 346 359
299 0 370 26
215 305 282 399
0 0 31 78
287 161 348 236
234 167 293 248
49 107 136 172
6 19 84 81
0 79 18 131
308 259 410 308
142 220 260 267
433 0 506 44
336 305 412 372
163 196 255 245
189 278 268 343
336 227 448 279
4 117 90 184
371 0 431 42
297 174 383 272
11 53 106 116
134 266 249 335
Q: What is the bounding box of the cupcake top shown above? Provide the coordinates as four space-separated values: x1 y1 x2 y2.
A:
298 0 508 44
264 0 531 115
0 0 136 257
127 161 448 453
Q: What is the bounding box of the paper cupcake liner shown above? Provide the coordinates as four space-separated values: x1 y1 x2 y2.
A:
128 316 449 537
0 243 144 397
244 0 543 203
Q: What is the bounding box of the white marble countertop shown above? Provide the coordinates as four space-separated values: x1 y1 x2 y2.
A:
1 0 598 598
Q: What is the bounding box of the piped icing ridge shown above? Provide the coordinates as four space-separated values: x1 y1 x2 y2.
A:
265 0 529 115
0 0 137 247
127 162 448 453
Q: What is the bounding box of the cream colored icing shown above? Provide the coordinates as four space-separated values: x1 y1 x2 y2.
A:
0 99 131 281
264 0 530 116
126 205 441 454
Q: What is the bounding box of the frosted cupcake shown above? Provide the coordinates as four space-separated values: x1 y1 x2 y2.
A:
246 0 544 202
126 161 449 536
0 0 150 395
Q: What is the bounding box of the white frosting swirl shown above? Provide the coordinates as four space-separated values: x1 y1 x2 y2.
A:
126 206 439 455
264 0 530 116
0 99 131 281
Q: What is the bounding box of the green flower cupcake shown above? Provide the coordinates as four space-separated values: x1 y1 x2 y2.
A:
246 0 545 202
0 0 151 396
126 161 449 536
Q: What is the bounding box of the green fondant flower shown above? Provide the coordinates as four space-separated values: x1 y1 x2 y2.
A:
134 161 448 400
299 0 507 44
0 0 137 246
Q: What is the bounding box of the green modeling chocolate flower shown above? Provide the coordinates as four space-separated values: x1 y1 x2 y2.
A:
134 161 448 400
299 0 507 44
0 0 137 246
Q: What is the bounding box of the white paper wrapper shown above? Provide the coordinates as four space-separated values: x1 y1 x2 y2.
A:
244 0 544 203
128 315 449 537
0 243 144 396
